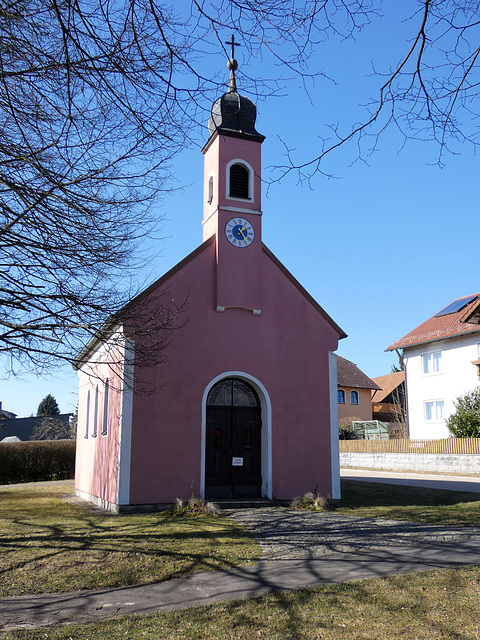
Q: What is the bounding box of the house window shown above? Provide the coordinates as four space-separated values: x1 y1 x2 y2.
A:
85 390 90 438
92 385 99 437
102 378 109 436
229 163 249 199
424 400 444 422
422 352 441 375
350 390 359 405
338 389 346 404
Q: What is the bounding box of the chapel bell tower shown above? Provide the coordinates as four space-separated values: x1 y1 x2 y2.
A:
202 37 265 314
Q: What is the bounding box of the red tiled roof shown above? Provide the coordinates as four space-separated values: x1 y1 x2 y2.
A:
337 356 380 390
371 371 405 403
386 294 480 351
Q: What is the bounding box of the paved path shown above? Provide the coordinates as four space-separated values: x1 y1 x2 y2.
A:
2 507 480 632
341 468 480 493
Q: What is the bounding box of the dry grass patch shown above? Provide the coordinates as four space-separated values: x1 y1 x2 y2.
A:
0 482 261 597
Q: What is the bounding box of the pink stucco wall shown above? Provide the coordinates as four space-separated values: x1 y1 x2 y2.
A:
125 238 340 504
202 133 262 230
75 350 124 506
75 124 344 508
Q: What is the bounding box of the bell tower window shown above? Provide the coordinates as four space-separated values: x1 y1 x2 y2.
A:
229 163 250 199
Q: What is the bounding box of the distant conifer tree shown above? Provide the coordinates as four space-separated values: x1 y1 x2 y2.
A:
37 394 60 417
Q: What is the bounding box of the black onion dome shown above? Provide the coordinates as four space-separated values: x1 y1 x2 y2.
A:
208 92 264 139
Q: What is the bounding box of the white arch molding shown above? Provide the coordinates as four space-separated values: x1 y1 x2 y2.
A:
225 159 255 202
200 371 272 499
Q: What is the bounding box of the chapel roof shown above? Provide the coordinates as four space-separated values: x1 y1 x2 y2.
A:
337 356 380 390
386 293 480 351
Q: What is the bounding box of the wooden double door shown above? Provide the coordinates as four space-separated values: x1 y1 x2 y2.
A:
205 379 262 499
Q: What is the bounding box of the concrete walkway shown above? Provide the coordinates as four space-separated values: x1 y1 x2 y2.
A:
2 505 480 631
341 468 480 493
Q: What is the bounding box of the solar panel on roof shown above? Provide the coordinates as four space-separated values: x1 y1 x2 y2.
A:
434 295 478 318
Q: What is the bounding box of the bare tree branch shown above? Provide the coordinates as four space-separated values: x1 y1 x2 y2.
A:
2 0 479 375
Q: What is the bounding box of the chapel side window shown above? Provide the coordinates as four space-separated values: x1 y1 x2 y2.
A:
85 390 90 438
350 390 359 405
422 352 441 375
338 389 346 404
92 385 99 437
102 378 109 436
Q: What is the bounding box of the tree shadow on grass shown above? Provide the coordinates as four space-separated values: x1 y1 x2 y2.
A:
337 480 480 526
0 506 261 597
340 479 480 508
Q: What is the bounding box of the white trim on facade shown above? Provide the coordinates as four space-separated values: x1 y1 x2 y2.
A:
116 337 135 506
207 173 214 205
220 206 262 215
200 371 272 500
329 352 341 500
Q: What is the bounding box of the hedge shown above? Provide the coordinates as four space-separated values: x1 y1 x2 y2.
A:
0 440 76 484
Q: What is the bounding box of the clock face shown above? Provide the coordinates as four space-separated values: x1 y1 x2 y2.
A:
225 217 255 247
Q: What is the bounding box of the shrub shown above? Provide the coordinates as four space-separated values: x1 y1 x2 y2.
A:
0 440 76 484
290 491 331 511
339 418 359 440
339 424 357 440
172 496 220 516
446 387 480 438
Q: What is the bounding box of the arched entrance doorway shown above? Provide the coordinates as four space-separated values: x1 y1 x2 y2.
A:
205 378 262 499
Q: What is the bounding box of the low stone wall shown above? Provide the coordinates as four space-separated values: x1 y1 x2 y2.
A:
340 451 480 475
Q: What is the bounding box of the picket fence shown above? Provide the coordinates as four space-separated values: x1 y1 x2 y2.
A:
339 438 480 455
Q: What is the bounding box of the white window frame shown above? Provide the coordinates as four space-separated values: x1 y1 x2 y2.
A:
350 390 359 405
226 159 254 202
422 352 442 376
84 390 90 438
207 174 214 205
424 399 444 422
102 378 109 436
92 385 99 437
338 389 346 404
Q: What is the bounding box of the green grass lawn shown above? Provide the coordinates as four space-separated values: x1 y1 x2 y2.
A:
3 479 480 639
5 565 480 639
2 479 480 599
0 482 261 597
338 479 480 525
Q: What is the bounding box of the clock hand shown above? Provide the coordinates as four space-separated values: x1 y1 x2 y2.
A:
238 226 247 240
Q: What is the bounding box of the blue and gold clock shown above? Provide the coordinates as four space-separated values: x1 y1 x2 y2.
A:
225 217 255 247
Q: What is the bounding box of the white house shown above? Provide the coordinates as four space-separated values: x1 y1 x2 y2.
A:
387 294 480 439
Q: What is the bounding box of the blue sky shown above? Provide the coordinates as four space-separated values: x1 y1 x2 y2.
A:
2 2 479 417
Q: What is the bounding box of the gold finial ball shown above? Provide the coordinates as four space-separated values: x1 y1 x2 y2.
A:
227 58 238 71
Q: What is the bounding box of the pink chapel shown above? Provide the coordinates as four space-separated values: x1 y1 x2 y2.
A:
74 49 347 512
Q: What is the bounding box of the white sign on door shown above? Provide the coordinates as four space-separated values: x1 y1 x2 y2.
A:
232 457 244 466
